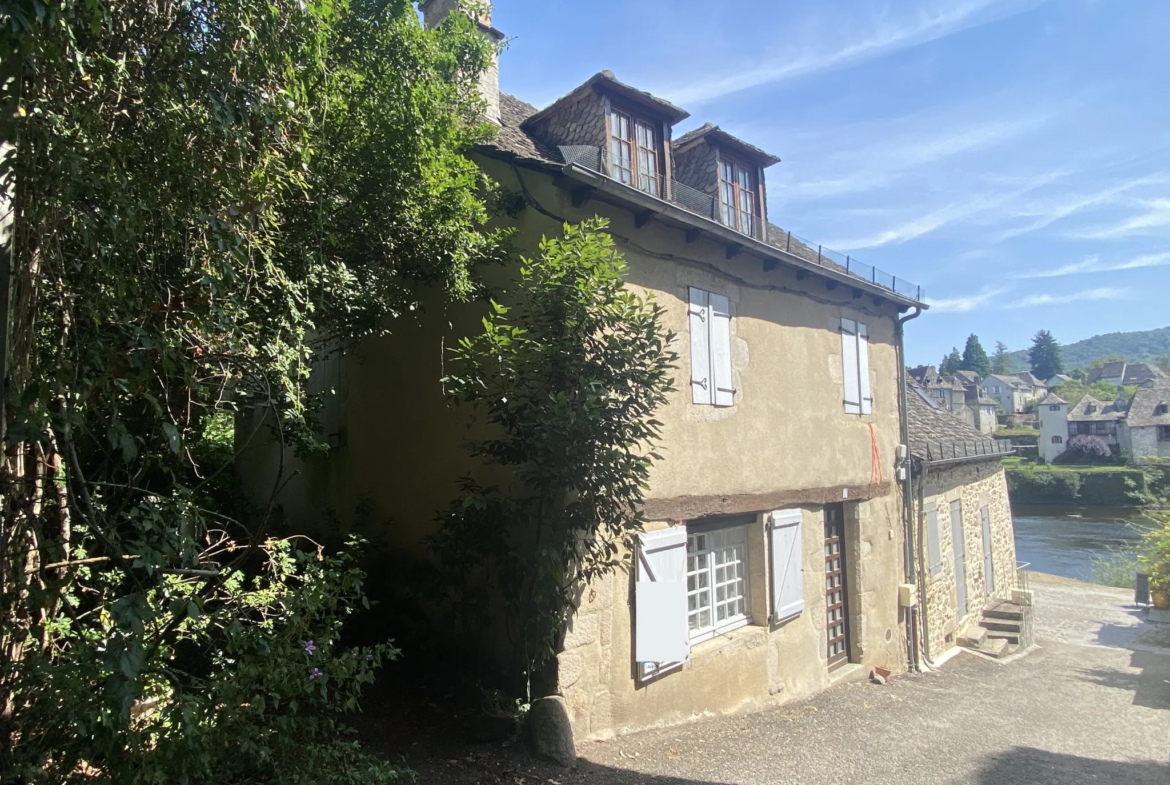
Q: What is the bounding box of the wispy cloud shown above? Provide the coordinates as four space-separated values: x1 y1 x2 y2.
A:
1069 198 1170 239
663 0 1043 104
1002 287 1127 309
1013 252 1170 279
928 286 1011 313
995 178 1161 241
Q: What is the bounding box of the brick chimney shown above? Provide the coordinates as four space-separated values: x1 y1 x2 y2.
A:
420 0 504 125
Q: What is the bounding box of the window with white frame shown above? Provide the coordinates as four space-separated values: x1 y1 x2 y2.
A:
688 287 735 407
840 318 873 415
686 526 750 643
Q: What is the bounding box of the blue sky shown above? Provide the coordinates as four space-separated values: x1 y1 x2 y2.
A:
489 0 1170 367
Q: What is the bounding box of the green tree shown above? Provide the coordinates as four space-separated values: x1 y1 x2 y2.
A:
429 219 676 692
941 347 962 376
1029 330 1064 381
0 0 500 778
1155 353 1170 374
961 334 992 377
993 341 1011 374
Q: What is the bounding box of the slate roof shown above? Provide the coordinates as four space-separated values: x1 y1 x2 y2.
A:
672 123 782 167
1125 384 1170 428
954 370 981 385
1124 363 1168 386
1014 372 1046 388
1067 396 1126 422
1087 361 1128 384
984 374 1027 389
522 71 690 129
1039 392 1067 406
907 379 1011 464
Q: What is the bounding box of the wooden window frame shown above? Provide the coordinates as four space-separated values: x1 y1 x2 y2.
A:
608 104 663 197
718 156 760 238
1158 425 1170 442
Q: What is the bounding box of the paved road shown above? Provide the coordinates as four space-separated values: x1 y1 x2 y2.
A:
420 575 1170 784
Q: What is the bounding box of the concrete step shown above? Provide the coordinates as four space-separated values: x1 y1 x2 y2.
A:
958 626 988 648
980 619 1023 633
982 602 1026 622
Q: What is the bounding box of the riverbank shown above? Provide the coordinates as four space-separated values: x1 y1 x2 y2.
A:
1005 457 1170 507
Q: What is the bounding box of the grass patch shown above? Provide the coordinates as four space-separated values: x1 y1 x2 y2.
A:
997 427 1040 437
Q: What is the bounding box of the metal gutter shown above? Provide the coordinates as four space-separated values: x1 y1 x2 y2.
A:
557 163 927 310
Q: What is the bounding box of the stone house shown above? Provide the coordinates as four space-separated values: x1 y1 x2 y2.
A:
1038 394 1126 462
1118 384 1170 464
906 381 1019 659
1087 361 1167 388
980 374 1029 415
240 0 941 743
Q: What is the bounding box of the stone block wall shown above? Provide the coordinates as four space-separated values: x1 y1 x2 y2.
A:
1129 425 1170 463
526 91 608 159
920 461 1016 657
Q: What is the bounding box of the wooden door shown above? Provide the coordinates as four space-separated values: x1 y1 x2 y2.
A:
824 504 850 669
981 506 994 595
950 500 967 618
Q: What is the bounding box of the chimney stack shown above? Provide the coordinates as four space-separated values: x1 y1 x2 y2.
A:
420 0 504 125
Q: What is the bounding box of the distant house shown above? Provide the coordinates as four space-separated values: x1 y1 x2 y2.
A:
1119 385 1170 464
1013 372 1048 400
1046 374 1072 387
980 374 1029 415
1038 394 1126 462
954 370 982 387
961 389 1000 435
910 366 996 432
1086 362 1167 388
910 366 966 413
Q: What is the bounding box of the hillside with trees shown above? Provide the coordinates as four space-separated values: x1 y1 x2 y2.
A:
1002 326 1170 372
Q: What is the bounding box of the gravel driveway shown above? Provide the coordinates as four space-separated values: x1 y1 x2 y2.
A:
413 574 1170 784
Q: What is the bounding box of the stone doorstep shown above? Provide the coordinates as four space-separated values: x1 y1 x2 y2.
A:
982 602 1026 622
958 626 988 648
975 637 1010 659
828 662 867 687
980 619 1024 633
985 630 1021 646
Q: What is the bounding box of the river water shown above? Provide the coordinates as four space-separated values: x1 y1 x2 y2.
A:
1012 505 1160 583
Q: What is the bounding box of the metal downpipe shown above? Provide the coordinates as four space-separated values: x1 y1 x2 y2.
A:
896 306 923 669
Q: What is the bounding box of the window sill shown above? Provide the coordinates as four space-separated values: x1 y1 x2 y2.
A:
687 622 766 663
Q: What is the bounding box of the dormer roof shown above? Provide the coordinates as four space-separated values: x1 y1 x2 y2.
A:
521 70 690 130
672 122 781 167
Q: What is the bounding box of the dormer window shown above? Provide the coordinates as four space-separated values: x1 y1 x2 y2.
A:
610 110 660 196
719 159 757 237
1157 402 1169 416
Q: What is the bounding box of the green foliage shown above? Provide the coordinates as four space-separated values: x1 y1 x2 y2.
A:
4 536 406 783
1029 330 1063 380
1006 462 1154 506
1090 547 1142 590
941 347 962 376
428 220 676 685
961 334 992 377
1140 512 1170 593
993 341 1010 375
1 0 502 776
1052 379 1121 408
1004 327 1170 372
1054 435 1115 465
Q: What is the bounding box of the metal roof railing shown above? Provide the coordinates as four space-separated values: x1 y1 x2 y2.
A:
924 438 1015 463
557 144 924 303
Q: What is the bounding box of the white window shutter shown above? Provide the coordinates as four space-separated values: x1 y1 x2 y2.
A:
857 322 873 415
769 509 805 623
636 528 690 675
688 288 712 405
841 319 861 415
926 502 942 576
709 293 734 407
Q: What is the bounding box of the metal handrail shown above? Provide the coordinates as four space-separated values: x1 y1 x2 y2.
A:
557 144 923 302
1016 562 1031 594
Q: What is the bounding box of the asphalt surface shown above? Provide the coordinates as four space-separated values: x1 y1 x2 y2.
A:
418 573 1170 784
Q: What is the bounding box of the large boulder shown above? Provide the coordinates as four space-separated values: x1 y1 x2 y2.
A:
525 695 576 768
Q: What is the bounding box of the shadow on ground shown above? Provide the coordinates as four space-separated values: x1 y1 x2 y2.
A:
1082 615 1170 712
978 747 1169 785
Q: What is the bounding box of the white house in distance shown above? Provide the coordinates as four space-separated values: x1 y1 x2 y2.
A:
1038 393 1068 463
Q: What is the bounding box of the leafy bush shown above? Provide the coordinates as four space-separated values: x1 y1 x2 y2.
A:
1141 513 1170 593
1090 547 1142 589
3 535 406 784
1055 435 1115 465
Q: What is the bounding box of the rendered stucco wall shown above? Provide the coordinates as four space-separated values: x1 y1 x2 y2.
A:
238 155 914 730
918 462 1016 657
